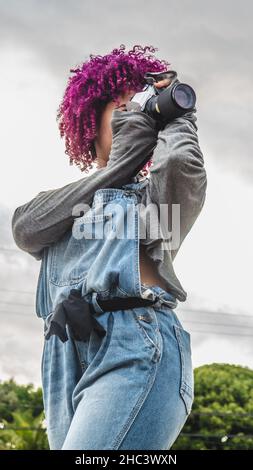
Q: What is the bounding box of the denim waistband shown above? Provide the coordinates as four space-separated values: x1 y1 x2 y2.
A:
44 284 178 333
140 283 178 310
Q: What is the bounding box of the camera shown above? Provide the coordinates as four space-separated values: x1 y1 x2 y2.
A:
126 70 196 127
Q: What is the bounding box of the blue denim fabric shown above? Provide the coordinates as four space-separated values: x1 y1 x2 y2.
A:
37 180 194 450
36 178 150 318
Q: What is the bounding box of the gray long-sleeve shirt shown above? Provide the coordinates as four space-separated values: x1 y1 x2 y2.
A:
11 108 207 302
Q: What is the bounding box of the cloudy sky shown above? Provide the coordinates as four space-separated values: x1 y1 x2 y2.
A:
0 0 253 386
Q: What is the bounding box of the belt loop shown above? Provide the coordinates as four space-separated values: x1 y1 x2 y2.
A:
141 287 157 302
91 292 104 315
43 312 53 336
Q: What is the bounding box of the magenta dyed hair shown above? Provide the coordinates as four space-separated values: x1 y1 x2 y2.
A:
56 44 170 174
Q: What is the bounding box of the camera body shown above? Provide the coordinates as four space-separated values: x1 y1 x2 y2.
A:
126 70 196 128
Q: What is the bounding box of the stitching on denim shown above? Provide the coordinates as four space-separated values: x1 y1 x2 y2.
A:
132 308 160 354
89 312 114 368
173 325 193 414
112 360 158 450
49 274 87 288
74 341 88 374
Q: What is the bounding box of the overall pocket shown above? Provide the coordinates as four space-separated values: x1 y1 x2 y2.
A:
173 324 194 415
49 209 110 287
73 211 112 240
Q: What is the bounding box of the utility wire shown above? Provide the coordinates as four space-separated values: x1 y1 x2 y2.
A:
0 310 34 316
183 319 253 328
180 308 253 319
1 317 253 336
179 433 253 440
0 286 252 319
1 312 253 337
1 294 253 337
0 288 35 295
0 247 22 253
1 405 253 417
0 301 34 307
189 330 253 338
0 298 252 320
0 428 253 440
0 427 46 431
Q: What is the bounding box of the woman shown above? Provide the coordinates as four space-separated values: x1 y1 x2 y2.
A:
12 44 207 449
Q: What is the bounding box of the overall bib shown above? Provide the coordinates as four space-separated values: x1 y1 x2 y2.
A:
36 179 194 450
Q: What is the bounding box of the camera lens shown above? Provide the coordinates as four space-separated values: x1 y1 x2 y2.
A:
172 83 196 110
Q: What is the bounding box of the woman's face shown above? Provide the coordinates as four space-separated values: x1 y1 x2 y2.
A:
93 78 170 168
94 90 136 168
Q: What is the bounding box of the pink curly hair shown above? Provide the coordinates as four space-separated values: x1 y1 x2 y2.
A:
56 44 170 174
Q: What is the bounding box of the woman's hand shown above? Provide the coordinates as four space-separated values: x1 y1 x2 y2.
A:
117 79 172 111
153 78 171 89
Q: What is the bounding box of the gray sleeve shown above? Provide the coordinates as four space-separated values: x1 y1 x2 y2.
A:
148 108 207 260
11 110 158 260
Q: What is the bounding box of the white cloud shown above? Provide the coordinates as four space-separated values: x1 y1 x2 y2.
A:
174 159 253 316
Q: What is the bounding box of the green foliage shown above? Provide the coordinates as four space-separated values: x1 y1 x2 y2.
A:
0 378 43 421
0 378 49 450
172 363 253 450
1 364 253 450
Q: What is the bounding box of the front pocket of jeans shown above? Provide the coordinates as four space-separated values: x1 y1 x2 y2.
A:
173 324 194 415
87 312 114 367
132 307 161 352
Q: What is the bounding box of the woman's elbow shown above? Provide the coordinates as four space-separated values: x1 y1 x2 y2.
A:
11 208 35 252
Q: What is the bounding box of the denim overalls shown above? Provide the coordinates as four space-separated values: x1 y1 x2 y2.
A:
37 178 194 450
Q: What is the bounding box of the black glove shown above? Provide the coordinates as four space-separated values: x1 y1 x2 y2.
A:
44 289 106 343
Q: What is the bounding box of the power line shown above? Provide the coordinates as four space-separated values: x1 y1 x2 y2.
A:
0 301 34 307
0 288 34 295
1 306 252 328
0 303 251 320
0 427 46 431
3 303 252 327
0 285 252 320
0 299 253 337
0 429 252 440
179 433 253 440
190 411 253 417
1 404 253 417
189 330 253 338
0 298 252 320
1 311 253 337
0 310 35 316
179 307 253 319
0 247 22 253
1 404 44 410
183 319 253 329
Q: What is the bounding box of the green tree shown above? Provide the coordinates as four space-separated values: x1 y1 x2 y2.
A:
0 378 43 422
172 363 253 450
1 364 253 450
0 378 49 450
0 410 48 450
